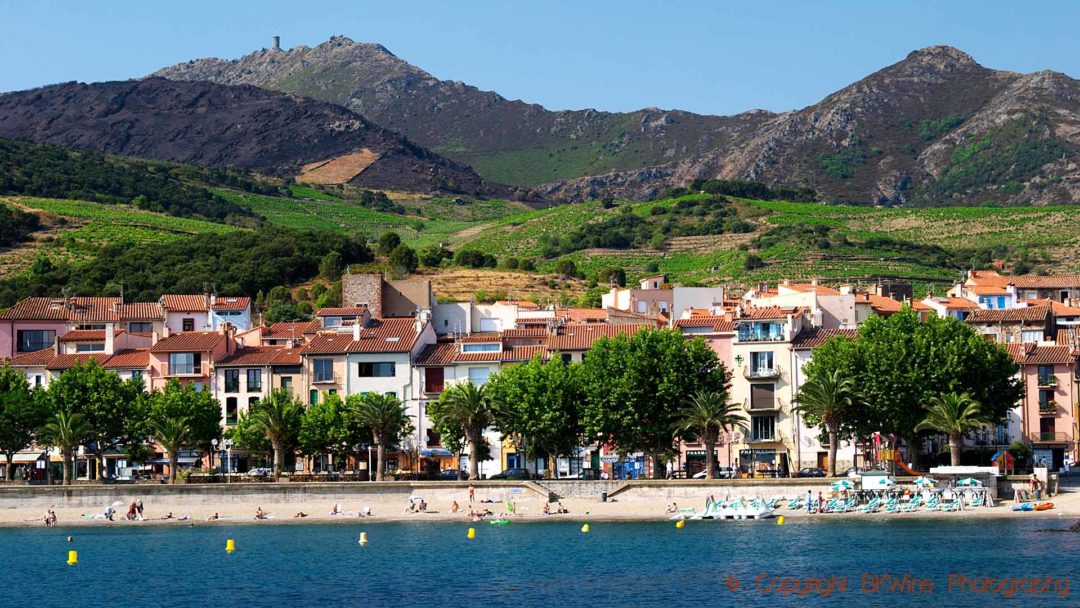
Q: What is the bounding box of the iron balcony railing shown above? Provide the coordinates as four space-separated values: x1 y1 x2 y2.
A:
743 365 781 380
1030 431 1071 443
1037 376 1058 387
1039 401 1058 415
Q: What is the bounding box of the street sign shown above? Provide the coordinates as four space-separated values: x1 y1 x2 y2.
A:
600 456 619 463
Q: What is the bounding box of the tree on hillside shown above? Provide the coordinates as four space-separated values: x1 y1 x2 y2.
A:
671 390 745 479
389 244 419 275
805 308 1020 467
377 232 402 256
245 389 303 479
915 392 988 466
580 329 728 478
38 411 90 486
554 259 579 279
487 355 585 478
353 393 413 481
319 251 344 280
794 369 863 477
428 382 494 480
147 379 222 474
0 365 48 481
40 361 144 482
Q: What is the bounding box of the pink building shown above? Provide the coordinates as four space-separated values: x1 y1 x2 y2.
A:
1008 343 1078 468
147 328 234 392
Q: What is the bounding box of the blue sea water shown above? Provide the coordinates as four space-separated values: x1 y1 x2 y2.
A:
2 517 1078 608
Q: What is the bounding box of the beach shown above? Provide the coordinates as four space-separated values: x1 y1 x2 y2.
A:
4 481 1078 528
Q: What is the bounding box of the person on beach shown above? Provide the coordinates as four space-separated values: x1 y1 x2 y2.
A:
468 485 475 503
359 506 371 517
161 512 174 520
127 501 137 521
557 502 568 514
293 512 308 518
666 502 678 514
418 499 428 512
206 513 219 521
817 492 824 513
136 499 144 520
254 507 267 520
542 503 550 515
451 500 460 513
806 490 813 514
330 503 343 515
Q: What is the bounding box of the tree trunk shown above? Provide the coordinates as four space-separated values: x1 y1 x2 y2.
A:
904 433 920 471
949 434 962 467
704 438 716 480
375 437 386 482
467 430 480 481
651 451 665 479
827 427 839 477
272 440 284 479
168 453 178 484
95 446 106 483
62 450 72 486
4 454 14 482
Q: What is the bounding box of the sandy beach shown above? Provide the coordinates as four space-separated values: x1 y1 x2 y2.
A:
5 484 1079 529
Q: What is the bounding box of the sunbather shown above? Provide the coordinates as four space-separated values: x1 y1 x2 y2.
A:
254 507 267 520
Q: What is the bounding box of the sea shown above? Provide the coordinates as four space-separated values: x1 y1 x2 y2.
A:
3 517 1077 607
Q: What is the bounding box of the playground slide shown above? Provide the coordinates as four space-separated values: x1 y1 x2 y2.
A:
894 453 919 476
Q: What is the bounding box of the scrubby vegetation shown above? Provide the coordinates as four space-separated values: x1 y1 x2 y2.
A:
0 203 40 247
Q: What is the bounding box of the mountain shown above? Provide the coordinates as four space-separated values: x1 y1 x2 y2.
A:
156 40 1080 205
152 36 772 188
0 77 509 197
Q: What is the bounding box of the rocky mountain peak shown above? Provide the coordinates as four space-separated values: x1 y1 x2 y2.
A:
894 45 983 74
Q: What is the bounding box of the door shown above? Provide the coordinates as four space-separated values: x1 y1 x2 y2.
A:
817 452 828 470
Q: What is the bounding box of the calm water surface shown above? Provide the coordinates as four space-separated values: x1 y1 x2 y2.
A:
3 517 1078 607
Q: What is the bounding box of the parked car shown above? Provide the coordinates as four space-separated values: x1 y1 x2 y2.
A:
246 467 273 478
692 466 737 479
797 467 828 478
841 467 867 478
439 469 467 481
489 468 540 480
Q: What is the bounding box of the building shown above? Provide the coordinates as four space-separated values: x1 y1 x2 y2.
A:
342 273 434 318
147 328 234 392
790 328 860 471
745 280 857 329
1007 343 1078 468
602 275 673 316
965 306 1054 344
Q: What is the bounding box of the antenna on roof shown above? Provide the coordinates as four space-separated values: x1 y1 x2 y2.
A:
119 281 124 305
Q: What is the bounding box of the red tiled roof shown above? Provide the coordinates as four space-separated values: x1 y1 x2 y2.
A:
267 321 320 338
117 302 163 320
966 306 1051 324
546 324 650 351
160 294 209 312
968 285 1008 295
941 297 980 310
414 343 457 366
316 307 367 317
792 328 859 349
784 283 842 296
58 330 105 342
459 333 502 343
674 318 736 332
301 319 421 354
216 346 302 366
211 296 250 310
149 331 224 353
740 306 801 320
502 328 548 339
1021 299 1080 317
46 353 111 370
5 349 56 367
104 349 149 369
1006 344 1075 365
1056 327 1080 353
0 296 127 322
561 308 608 323
1009 275 1080 289
868 294 903 314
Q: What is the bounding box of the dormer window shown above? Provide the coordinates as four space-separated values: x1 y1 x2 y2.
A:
462 343 500 353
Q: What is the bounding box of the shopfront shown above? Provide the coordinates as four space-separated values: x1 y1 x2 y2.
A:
738 448 788 478
685 450 718 476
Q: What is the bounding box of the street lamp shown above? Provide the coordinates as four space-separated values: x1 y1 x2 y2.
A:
211 438 218 475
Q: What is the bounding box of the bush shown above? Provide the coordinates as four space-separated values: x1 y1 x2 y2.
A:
554 259 579 279
389 244 419 274
454 249 497 269
319 251 344 280
377 232 402 256
520 258 537 272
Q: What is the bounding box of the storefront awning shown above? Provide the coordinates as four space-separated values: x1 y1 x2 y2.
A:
421 448 453 457
0 452 45 464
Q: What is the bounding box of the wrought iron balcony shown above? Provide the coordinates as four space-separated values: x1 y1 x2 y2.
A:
743 365 781 380
1030 431 1071 444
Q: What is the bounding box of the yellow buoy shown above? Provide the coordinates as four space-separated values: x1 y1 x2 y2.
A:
777 516 785 526
225 539 236 554
359 532 368 546
67 550 78 566
675 520 685 529
581 524 590 533
467 527 476 539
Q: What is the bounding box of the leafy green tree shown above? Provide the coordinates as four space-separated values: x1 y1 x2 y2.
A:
487 356 585 478
153 416 191 484
419 245 453 267
265 299 302 324
377 232 402 256
554 259 578 279
353 393 413 481
147 379 222 470
915 392 988 466
429 382 494 480
576 286 606 308
299 392 349 467
245 389 303 478
671 390 745 479
0 365 48 481
805 308 1020 467
389 244 419 275
794 369 862 476
40 360 144 482
598 267 626 287
580 329 728 477
39 411 90 485
319 251 344 280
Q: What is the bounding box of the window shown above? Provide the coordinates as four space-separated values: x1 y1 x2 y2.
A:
248 396 259 409
561 353 573 364
168 352 201 375
225 397 238 425
17 330 55 353
1022 330 1043 344
130 370 142 382
750 384 775 410
425 367 445 393
462 343 500 353
75 343 105 352
384 391 396 398
750 351 774 373
636 301 647 313
224 369 240 393
751 416 776 442
309 389 319 405
324 317 343 328
357 362 396 377
1039 389 1055 412
467 367 490 385
129 322 153 333
32 375 42 388
1037 366 1056 386
328 389 337 396
182 318 195 331
246 369 262 391
280 376 293 392
658 301 669 313
313 359 334 383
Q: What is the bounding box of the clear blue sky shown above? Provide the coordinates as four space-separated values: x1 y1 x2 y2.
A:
2 0 1077 115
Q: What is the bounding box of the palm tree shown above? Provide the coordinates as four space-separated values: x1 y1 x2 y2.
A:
672 391 747 479
354 393 412 481
915 392 988 466
248 389 303 479
794 369 860 477
39 411 89 486
431 382 493 481
153 415 192 484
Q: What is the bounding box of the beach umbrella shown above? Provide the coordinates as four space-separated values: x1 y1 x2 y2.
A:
913 477 936 487
956 478 982 487
830 479 853 491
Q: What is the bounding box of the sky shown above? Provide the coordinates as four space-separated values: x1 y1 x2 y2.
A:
2 0 1078 116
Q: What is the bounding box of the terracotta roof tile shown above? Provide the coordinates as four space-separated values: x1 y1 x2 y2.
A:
5 349 56 367
414 343 457 366
674 318 736 332
149 331 225 353
459 333 502 343
117 302 163 320
160 294 209 312
546 324 650 351
784 283 842 296
300 319 421 354
1006 344 1075 365
46 353 111 370
267 321 320 338
792 328 859 349
316 307 368 317
502 328 548 339
1009 275 1080 288
966 307 1051 324
104 349 149 369
58 330 106 342
216 346 302 366
211 296 250 310
1021 299 1080 317
868 294 903 314
740 306 801 320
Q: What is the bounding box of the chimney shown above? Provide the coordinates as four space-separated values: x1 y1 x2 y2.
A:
810 277 818 286
272 35 281 51
353 320 362 341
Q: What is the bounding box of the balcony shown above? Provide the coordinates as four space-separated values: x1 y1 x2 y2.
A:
164 365 205 378
743 366 781 380
1030 431 1071 444
1039 401 1058 415
749 433 777 443
745 397 781 412
312 374 339 385
1037 376 1058 388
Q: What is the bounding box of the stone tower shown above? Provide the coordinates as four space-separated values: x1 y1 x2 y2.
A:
272 36 281 51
